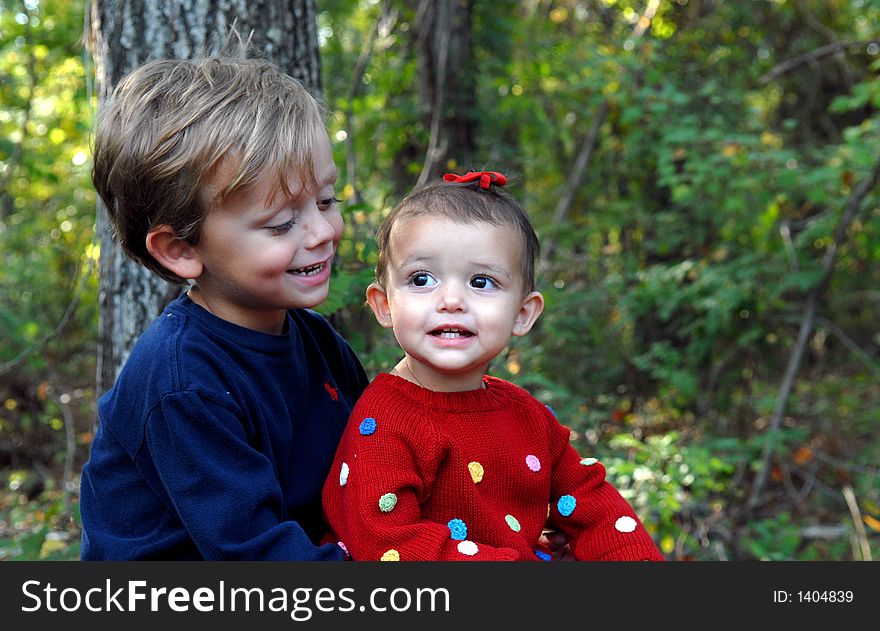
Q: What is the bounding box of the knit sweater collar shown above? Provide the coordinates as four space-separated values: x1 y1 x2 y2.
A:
372 372 509 413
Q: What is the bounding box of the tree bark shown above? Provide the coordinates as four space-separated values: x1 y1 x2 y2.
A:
413 0 477 187
89 0 321 397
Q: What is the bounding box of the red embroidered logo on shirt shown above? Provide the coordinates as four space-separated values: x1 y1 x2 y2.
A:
324 382 339 401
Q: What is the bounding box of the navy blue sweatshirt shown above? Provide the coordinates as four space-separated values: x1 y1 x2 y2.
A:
79 293 368 560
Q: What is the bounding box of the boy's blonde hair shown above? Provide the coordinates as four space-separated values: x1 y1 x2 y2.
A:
374 180 541 295
92 54 325 283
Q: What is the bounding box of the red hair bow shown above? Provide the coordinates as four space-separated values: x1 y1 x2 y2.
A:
443 170 507 189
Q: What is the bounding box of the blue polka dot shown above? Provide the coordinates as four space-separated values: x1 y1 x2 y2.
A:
535 550 552 561
359 417 377 435
557 495 577 517
447 518 467 541
545 405 557 417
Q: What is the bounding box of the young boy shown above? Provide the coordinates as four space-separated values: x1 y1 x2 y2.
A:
322 171 664 561
79 53 369 559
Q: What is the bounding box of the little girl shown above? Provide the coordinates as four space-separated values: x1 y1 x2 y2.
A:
322 171 664 561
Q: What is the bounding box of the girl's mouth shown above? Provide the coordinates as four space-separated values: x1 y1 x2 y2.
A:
430 327 474 339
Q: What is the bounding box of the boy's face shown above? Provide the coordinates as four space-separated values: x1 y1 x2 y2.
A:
189 129 342 333
369 215 543 392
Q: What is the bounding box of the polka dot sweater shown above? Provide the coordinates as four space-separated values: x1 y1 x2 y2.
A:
322 373 664 561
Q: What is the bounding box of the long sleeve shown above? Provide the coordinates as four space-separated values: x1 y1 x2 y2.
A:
142 389 343 560
544 413 665 561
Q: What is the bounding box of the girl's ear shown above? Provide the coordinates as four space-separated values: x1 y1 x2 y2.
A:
145 225 203 281
365 282 393 328
512 291 545 337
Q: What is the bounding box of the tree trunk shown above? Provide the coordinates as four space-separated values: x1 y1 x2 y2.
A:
413 0 477 186
90 0 322 397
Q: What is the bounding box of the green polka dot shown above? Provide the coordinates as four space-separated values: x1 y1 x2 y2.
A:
505 514 521 532
580 457 598 465
378 493 398 512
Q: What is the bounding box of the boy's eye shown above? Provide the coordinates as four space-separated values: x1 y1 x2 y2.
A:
410 272 437 287
319 196 341 210
470 275 497 289
266 218 297 235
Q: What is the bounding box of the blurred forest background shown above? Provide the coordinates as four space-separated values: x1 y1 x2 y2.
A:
1 0 878 561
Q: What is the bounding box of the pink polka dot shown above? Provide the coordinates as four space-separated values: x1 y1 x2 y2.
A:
525 454 541 472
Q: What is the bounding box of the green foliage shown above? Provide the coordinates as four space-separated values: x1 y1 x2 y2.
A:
1 0 95 560
1 0 97 376
741 512 804 561
0 469 81 560
3 0 880 561
604 431 736 558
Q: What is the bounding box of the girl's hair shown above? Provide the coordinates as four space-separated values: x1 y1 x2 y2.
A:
374 180 541 294
92 54 325 283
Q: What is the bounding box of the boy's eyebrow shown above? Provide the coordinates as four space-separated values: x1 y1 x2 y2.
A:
320 166 339 186
258 167 338 213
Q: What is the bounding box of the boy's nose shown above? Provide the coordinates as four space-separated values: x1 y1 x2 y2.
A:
303 207 339 247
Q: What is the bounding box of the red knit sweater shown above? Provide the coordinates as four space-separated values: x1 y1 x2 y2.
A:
322 373 664 561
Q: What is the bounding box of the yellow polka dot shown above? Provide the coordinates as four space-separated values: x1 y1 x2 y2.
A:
468 461 484 483
380 549 400 561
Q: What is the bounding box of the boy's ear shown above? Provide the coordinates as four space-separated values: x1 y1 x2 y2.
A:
145 225 203 281
365 282 393 328
512 291 545 337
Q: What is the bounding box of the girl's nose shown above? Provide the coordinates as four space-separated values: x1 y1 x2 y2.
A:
436 283 466 312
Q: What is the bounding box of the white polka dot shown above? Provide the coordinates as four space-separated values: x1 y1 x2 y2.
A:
339 462 349 486
457 540 479 556
615 516 637 533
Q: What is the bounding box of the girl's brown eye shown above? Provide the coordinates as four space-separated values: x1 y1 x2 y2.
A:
470 275 497 289
410 272 437 287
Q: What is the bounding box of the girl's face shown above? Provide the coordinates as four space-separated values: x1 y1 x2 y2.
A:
187 130 343 334
368 215 543 392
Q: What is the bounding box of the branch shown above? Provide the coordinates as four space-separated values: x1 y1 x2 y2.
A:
812 448 880 478
415 0 451 190
842 485 872 561
541 99 609 263
542 0 659 264
0 254 95 376
813 315 880 379
794 0 855 88
746 155 880 510
758 40 876 85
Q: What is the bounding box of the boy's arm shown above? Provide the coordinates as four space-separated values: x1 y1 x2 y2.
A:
545 413 665 561
323 403 519 561
145 390 344 560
